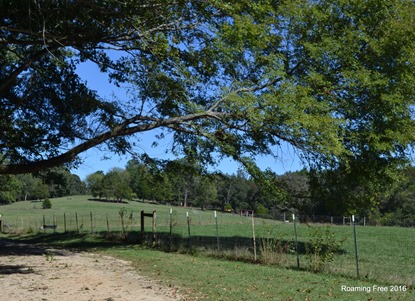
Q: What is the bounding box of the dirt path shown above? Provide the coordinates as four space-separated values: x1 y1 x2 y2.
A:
0 240 185 301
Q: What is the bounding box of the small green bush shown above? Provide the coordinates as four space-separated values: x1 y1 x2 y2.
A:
42 198 52 209
259 225 293 265
255 204 268 215
223 204 233 212
305 226 343 273
260 237 293 265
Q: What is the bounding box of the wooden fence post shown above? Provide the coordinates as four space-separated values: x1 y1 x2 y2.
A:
75 212 79 233
106 214 110 234
141 210 145 242
64 213 67 233
293 213 300 269
140 210 157 244
152 211 157 245
187 212 191 251
90 212 93 234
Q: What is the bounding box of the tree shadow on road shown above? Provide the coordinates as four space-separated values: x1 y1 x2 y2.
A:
0 264 36 275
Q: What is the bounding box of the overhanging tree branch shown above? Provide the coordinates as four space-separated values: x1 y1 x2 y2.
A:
0 111 221 174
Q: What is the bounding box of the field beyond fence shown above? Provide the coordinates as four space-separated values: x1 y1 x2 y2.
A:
0 196 414 287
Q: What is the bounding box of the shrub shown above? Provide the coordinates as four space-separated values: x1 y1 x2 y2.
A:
259 237 293 265
255 204 268 215
305 226 343 273
42 198 52 209
259 225 293 265
223 204 233 212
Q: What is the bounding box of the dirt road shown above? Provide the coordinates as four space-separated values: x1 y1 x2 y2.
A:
0 239 185 301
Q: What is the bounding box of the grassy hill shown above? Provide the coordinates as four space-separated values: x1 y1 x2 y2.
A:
0 195 413 300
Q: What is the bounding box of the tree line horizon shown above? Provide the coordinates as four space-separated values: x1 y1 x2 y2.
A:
5 156 415 227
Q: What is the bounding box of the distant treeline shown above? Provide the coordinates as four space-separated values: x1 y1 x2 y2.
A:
1 157 413 226
0 166 86 203
84 157 415 226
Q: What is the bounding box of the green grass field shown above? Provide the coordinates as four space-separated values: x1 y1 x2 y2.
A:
0 195 414 300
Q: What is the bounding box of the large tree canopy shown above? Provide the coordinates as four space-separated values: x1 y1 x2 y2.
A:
2 0 415 195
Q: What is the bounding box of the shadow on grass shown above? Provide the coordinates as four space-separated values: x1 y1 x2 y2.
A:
145 232 347 256
1 230 347 258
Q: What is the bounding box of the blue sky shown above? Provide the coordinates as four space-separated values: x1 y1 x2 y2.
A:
72 141 304 180
70 61 303 180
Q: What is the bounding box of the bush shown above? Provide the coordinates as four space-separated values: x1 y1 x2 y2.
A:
305 226 343 273
255 204 268 215
42 198 52 209
258 224 293 265
223 204 233 212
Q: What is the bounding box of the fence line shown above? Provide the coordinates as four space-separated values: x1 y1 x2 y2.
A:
0 209 414 286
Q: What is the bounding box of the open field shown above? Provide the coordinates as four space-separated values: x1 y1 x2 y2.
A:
0 195 414 300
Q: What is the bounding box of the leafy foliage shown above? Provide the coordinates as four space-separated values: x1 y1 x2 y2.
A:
1 0 414 203
42 197 52 209
101 168 133 202
0 174 21 203
85 171 105 199
305 226 343 273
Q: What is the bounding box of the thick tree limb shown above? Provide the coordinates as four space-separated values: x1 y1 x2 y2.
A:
0 111 222 174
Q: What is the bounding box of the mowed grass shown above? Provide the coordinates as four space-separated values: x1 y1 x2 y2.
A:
0 195 414 300
0 195 249 231
107 247 412 301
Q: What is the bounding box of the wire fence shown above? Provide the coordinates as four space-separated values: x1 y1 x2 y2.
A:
0 209 414 286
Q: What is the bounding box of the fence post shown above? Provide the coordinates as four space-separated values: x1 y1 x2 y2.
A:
75 212 79 233
293 213 300 269
252 211 257 261
215 211 220 251
106 214 110 234
90 212 93 234
352 215 360 278
169 208 173 250
43 215 46 233
64 213 67 233
152 211 157 245
141 210 145 242
187 212 192 251
0 214 2 233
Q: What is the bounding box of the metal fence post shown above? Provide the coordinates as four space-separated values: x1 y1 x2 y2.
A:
169 208 173 250
215 211 220 251
352 215 360 278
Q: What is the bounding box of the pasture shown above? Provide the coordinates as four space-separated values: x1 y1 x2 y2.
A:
0 195 413 300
